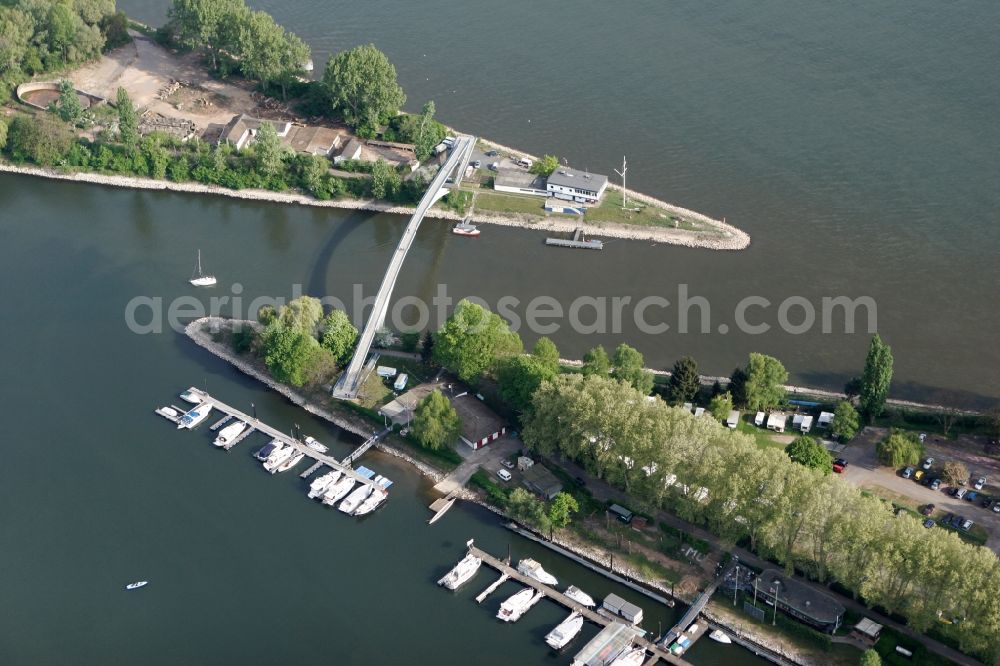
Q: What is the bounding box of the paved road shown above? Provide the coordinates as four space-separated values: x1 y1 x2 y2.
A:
433 435 520 495
840 427 1000 550
553 457 984 666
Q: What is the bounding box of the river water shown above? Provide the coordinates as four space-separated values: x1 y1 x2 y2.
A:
1 1 997 663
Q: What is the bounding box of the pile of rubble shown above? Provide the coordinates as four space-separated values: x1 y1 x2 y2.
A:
138 112 197 141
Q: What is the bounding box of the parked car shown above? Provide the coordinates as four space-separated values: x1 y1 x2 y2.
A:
952 515 967 529
914 470 925 481
992 502 1000 514
500 459 514 470
488 161 499 171
923 518 935 529
974 476 986 490
832 458 848 473
485 150 498 157
921 504 935 516
960 519 974 532
922 457 934 470
941 512 954 526
965 491 979 502
955 488 968 500
902 467 914 479
930 478 942 491
497 469 512 482
472 160 482 169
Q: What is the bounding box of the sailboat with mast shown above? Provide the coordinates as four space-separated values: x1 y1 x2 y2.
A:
189 250 217 287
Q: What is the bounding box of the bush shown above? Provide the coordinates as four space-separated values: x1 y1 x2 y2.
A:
7 114 73 165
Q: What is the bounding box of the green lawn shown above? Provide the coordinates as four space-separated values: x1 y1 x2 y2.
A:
737 421 789 451
473 191 547 216
583 195 716 231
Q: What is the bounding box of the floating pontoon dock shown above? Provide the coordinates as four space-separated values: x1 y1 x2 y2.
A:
455 542 690 666
545 227 604 250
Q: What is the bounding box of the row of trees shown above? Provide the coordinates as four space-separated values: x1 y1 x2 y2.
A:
0 0 128 103
520 373 1000 658
167 0 309 99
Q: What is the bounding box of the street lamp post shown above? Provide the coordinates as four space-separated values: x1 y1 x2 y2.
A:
772 581 781 626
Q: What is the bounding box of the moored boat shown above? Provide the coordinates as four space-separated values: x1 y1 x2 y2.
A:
213 420 247 448
275 448 305 473
155 406 178 419
179 388 203 404
517 558 558 586
610 647 646 666
545 612 583 650
709 629 732 644
564 585 595 607
263 443 293 473
438 553 482 590
189 250 216 287
322 476 356 506
307 470 341 499
303 436 328 453
255 439 280 461
354 486 387 515
125 581 148 590
177 403 212 429
339 484 373 514
497 587 537 622
452 221 481 236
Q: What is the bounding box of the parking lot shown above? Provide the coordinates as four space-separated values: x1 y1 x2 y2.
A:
839 427 1000 550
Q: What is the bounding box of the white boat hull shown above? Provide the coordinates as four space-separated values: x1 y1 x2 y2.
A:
177 403 212 429
354 488 387 515
439 554 482 590
322 478 356 505
213 421 247 447
339 485 373 514
189 276 217 287
497 588 537 622
545 612 583 650
709 629 732 644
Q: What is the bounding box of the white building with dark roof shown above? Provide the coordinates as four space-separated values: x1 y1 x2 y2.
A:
546 167 607 204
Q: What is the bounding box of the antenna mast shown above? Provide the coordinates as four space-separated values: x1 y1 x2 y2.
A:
613 156 628 210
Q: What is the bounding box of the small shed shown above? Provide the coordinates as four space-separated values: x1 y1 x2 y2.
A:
727 410 740 429
818 411 835 428
602 593 644 625
522 464 563 499
800 415 814 433
852 617 883 644
376 366 397 378
754 411 766 427
517 456 535 471
767 412 787 433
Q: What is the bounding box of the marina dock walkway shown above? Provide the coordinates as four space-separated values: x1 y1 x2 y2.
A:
660 562 733 650
183 389 378 489
467 544 689 666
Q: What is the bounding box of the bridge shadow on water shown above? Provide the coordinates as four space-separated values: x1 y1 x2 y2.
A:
306 209 379 299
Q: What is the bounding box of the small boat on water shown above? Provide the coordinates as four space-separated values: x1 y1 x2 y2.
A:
545 612 584 650
564 585 595 608
307 470 341 499
438 553 482 590
709 629 732 644
354 486 388 516
610 647 646 666
517 558 558 586
322 476 356 506
275 448 305 473
189 250 216 287
179 388 203 404
452 221 481 237
263 443 293 473
497 587 536 622
177 403 212 430
125 581 148 590
213 421 247 448
255 439 280 462
303 436 328 453
339 484 373 514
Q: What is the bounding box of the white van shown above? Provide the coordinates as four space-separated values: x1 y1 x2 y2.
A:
516 157 533 169
497 469 512 482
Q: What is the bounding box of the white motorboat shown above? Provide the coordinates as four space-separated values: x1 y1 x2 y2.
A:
303 436 328 453
125 581 148 590
517 558 558 586
438 553 482 590
189 250 216 287
177 403 212 429
213 421 247 448
354 486 388 516
263 443 293 473
610 647 646 666
307 470 341 499
339 484 373 514
255 439 281 462
322 476 356 506
452 222 480 236
564 585 595 607
275 449 305 473
155 406 178 419
179 388 203 404
496 587 535 622
545 612 584 650
709 629 732 644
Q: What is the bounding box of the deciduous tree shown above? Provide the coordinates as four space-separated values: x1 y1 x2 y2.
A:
412 389 460 451
319 309 358 362
116 87 139 149
56 79 83 123
942 460 969 486
785 436 832 473
252 121 286 180
709 392 733 422
433 300 522 382
497 355 556 416
532 337 560 372
581 345 610 377
611 343 654 395
548 492 579 530
876 431 923 468
322 44 406 133
743 352 787 411
529 154 559 176
831 401 860 442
